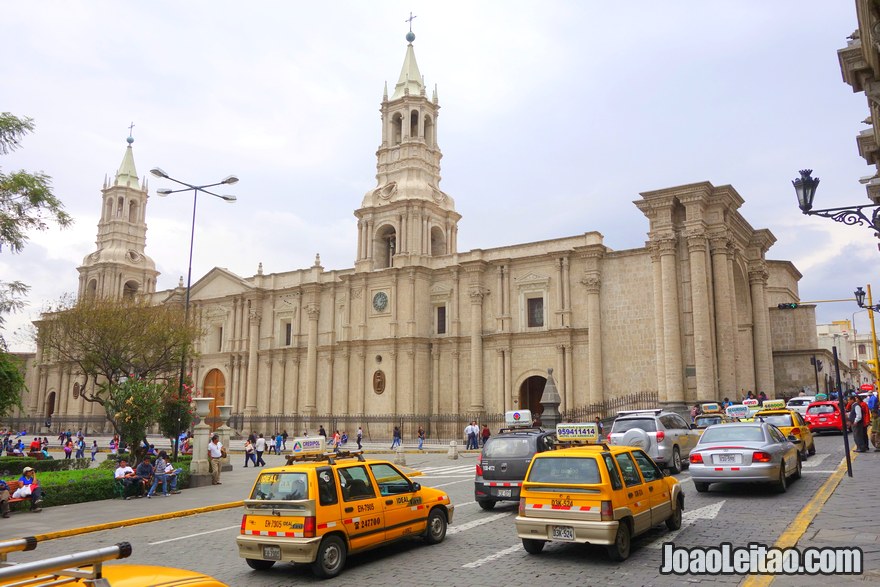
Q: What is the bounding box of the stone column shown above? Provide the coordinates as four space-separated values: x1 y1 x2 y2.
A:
564 344 574 409
562 256 571 328
726 243 742 393
244 308 260 415
496 266 504 332
304 303 320 415
687 233 716 402
749 263 774 396
649 243 667 402
58 367 69 416
390 350 398 414
339 351 350 415
496 349 505 411
189 397 213 486
275 357 286 414
556 344 568 408
432 345 441 414
451 350 460 415
258 358 271 415
710 235 736 398
503 347 512 413
658 237 685 404
469 289 486 412
583 274 604 406
356 351 365 415
217 405 233 471
556 260 564 328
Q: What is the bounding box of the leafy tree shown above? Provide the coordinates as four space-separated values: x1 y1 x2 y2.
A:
0 112 72 339
0 352 25 418
105 376 165 460
157 374 196 441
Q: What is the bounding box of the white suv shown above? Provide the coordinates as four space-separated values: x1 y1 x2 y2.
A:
607 409 700 473
785 396 815 417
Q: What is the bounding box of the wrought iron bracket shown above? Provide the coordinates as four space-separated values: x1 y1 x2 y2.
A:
802 203 880 235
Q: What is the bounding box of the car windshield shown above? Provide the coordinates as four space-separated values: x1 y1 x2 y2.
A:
483 437 533 458
700 426 765 443
807 404 836 415
527 457 601 484
695 415 723 427
758 414 793 427
610 418 657 433
787 399 810 407
250 472 309 500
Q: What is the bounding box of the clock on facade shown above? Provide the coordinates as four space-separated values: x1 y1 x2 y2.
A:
372 291 388 312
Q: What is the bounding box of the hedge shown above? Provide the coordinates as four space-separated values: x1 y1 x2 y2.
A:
0 456 91 475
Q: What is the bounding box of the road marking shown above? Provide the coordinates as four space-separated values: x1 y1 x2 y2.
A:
645 500 725 549
447 511 511 535
418 475 472 479
431 479 472 489
803 454 829 467
149 525 239 545
800 470 836 474
462 543 522 568
456 500 477 508
419 465 474 475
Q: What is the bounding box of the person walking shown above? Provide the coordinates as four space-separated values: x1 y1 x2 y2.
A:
91 440 99 461
356 426 363 450
481 424 490 447
255 433 267 466
848 394 869 452
417 426 425 450
63 439 73 459
595 416 605 440
275 432 283 455
243 438 256 467
282 430 288 451
207 434 224 485
390 426 401 449
75 436 85 459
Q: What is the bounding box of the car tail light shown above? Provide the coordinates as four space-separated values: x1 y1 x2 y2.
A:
519 498 525 515
303 516 316 538
752 451 772 462
655 431 665 443
240 515 247 533
476 453 483 477
600 500 613 521
690 452 703 464
791 428 801 436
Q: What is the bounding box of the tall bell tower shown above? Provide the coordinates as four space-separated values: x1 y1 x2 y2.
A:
77 134 158 299
354 29 460 271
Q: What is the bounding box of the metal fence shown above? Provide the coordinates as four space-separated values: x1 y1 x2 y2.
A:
1 415 110 436
561 390 659 422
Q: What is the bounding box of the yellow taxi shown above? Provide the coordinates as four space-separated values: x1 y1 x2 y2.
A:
754 399 816 457
693 403 735 432
515 423 684 561
236 437 454 579
0 539 227 586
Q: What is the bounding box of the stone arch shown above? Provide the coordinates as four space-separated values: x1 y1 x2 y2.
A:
45 391 56 419
391 112 403 145
87 279 98 298
373 223 397 268
424 114 435 147
515 371 548 417
104 197 113 221
122 280 139 298
116 196 124 217
410 109 419 139
128 200 139 223
430 225 446 256
732 257 755 392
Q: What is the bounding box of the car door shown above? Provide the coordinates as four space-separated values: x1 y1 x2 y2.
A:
793 412 814 449
631 449 671 525
336 465 385 551
767 425 797 473
613 452 651 535
671 413 698 454
369 462 424 541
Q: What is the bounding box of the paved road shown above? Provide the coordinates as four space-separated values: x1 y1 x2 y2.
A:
2 434 859 586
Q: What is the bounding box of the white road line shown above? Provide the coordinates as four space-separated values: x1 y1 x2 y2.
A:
419 467 474 475
455 501 477 508
431 479 472 488
149 525 239 545
417 475 472 479
800 470 836 474
803 454 829 467
447 511 512 535
462 543 522 568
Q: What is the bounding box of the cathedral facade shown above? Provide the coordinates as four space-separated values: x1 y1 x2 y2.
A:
21 35 818 429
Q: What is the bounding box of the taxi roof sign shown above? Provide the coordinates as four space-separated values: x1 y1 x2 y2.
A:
815 393 828 401
725 405 750 419
556 423 599 442
742 398 759 407
290 436 326 455
701 403 721 413
505 410 532 427
760 399 786 410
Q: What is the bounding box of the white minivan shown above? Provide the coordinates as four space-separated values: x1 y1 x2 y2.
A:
786 396 815 417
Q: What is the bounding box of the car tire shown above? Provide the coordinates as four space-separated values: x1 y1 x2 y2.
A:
775 463 787 494
477 499 496 511
607 521 632 561
808 442 816 456
246 558 275 571
311 535 347 579
793 454 802 480
693 481 709 493
522 538 545 554
424 508 448 545
669 447 682 474
665 498 683 530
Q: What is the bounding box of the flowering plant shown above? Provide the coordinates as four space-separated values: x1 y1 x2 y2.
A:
157 373 197 439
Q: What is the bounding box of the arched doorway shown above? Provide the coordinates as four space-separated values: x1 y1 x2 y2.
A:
45 392 56 423
202 369 226 430
519 375 547 419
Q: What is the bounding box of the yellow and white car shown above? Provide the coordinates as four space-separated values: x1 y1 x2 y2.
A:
754 400 816 458
236 437 454 579
693 403 735 432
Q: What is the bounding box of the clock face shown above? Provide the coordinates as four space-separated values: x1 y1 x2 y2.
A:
372 291 388 312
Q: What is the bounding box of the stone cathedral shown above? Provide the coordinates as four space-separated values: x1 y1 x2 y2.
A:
21 33 819 427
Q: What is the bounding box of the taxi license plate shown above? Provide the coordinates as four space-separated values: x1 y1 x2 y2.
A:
496 488 512 498
552 526 575 540
716 454 739 464
262 545 281 560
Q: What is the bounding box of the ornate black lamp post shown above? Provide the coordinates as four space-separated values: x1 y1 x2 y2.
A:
793 169 880 236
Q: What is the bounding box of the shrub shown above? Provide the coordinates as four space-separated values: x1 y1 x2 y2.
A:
0 456 90 475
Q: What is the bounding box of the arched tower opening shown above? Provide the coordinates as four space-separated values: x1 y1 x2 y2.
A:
430 225 446 256
424 114 434 146
519 375 547 418
128 200 138 223
87 279 98 298
122 280 139 298
391 113 403 145
410 110 419 139
374 224 397 268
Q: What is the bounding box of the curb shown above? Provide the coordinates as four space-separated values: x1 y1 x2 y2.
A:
739 451 856 587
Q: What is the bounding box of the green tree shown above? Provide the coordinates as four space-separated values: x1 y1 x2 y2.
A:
105 376 165 459
0 352 25 418
157 374 195 440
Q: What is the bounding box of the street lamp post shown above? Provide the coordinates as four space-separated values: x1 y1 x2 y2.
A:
792 169 880 238
854 285 880 384
149 167 238 460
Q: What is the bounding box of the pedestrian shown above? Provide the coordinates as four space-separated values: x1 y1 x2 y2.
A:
868 391 880 451
275 432 283 455
0 478 10 518
847 394 868 452
75 436 85 459
758 391 768 405
266 433 276 455
332 430 341 451
390 426 401 449
417 426 425 450
63 439 73 459
463 422 473 449
318 425 327 439
91 440 98 461
207 434 224 485
356 426 363 450
255 433 267 466
244 438 256 467
690 404 700 423
282 430 289 451
595 416 605 440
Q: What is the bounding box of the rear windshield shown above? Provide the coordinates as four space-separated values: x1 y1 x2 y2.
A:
758 414 793 428
483 436 533 458
611 418 657 433
787 399 811 407
528 457 601 484
695 415 723 427
807 404 836 415
700 426 765 443
251 472 309 501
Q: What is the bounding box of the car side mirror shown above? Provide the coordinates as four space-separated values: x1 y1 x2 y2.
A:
411 482 421 492
787 435 798 442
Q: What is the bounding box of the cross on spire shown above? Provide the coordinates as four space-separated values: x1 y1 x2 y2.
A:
405 12 417 32
128 122 135 138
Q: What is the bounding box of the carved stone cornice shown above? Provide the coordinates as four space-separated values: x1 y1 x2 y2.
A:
747 262 768 286
686 234 708 253
580 274 601 294
305 303 320 319
469 286 489 304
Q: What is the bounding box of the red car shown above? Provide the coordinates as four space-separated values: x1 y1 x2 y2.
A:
804 401 847 434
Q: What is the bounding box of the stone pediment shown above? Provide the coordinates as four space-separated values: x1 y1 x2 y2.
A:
430 283 452 300
514 271 550 287
189 267 254 301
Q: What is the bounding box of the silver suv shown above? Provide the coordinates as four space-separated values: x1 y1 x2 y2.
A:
607 409 700 473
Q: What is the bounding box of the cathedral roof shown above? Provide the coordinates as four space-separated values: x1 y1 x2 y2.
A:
114 136 140 189
391 37 424 99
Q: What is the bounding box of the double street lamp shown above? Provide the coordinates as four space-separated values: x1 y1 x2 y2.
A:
149 167 238 459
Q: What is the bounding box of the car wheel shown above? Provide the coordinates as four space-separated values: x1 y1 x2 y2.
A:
621 428 650 451
424 508 447 544
808 442 816 456
775 463 787 494
607 521 632 561
522 538 545 554
693 481 709 493
669 447 682 474
311 535 347 579
246 558 275 571
477 499 496 511
793 454 802 480
665 498 683 530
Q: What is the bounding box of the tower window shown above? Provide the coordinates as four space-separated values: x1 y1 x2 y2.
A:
436 305 447 335
527 297 544 328
116 196 124 217
128 200 138 223
859 344 866 355
410 110 419 139
285 322 292 346
391 113 403 145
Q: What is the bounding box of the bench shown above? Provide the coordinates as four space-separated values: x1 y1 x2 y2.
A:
2 480 30 507
27 452 45 460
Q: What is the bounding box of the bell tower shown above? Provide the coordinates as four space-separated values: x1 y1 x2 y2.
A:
77 134 158 299
354 29 460 272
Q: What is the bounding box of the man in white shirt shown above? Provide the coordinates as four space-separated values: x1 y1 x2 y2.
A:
207 434 224 485
254 433 267 467
113 459 139 499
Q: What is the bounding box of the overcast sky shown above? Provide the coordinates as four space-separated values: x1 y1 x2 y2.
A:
3 1 879 352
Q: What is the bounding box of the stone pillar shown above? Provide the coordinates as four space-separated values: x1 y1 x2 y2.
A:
564 344 574 409
687 233 716 401
190 397 214 486
583 274 604 406
562 257 571 328
58 366 69 416
496 266 504 332
539 368 562 428
469 289 486 411
710 235 736 398
390 350 399 414
257 358 271 415
496 349 505 411
304 303 320 415
504 346 512 413
726 243 742 393
217 405 233 471
451 350 460 415
749 263 774 396
649 243 667 402
356 351 365 415
556 344 567 408
244 308 260 415
658 237 685 405
432 345 441 414
339 352 350 415
275 357 286 414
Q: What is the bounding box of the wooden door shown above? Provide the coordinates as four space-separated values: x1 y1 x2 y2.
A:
203 369 226 430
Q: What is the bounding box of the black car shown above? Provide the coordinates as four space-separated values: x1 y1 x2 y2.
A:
474 427 556 510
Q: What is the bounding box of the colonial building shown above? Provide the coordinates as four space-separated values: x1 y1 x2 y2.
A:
21 32 822 431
